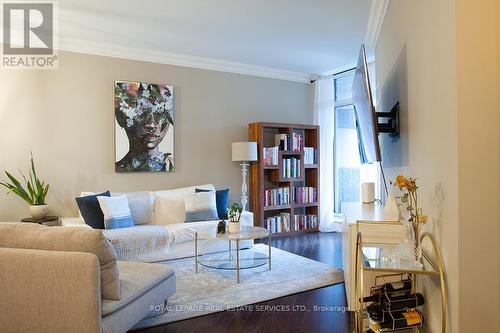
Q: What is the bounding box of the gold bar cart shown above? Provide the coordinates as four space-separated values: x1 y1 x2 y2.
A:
354 225 447 333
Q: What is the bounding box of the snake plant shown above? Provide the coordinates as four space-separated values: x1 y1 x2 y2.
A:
0 154 49 205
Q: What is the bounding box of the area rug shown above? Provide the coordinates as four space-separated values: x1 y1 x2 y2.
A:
132 244 344 329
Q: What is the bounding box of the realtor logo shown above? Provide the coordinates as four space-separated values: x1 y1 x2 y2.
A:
2 2 58 69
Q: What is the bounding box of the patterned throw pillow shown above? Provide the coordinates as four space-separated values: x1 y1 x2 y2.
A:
97 195 135 229
184 191 219 222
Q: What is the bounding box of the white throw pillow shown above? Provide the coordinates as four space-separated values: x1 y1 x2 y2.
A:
97 195 134 229
184 191 218 222
153 184 214 225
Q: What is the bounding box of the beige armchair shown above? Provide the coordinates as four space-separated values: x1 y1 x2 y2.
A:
0 247 175 333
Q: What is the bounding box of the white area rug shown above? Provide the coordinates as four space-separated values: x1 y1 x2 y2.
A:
133 244 344 329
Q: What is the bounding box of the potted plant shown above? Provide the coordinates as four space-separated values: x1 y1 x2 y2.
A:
227 203 243 233
0 154 50 220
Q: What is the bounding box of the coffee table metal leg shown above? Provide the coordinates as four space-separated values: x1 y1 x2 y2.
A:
195 232 198 273
236 239 240 283
268 231 272 270
228 240 232 264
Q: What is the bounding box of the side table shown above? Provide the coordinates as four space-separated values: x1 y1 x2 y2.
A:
21 216 60 227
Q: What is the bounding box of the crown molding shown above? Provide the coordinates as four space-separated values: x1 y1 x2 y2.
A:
57 38 314 83
319 63 356 77
364 0 389 49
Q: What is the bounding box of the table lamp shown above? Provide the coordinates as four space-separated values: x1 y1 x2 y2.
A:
232 142 257 211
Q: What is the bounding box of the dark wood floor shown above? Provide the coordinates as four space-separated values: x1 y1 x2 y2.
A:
131 232 351 333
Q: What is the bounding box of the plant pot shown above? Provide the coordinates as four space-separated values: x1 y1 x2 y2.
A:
228 221 241 234
29 204 49 220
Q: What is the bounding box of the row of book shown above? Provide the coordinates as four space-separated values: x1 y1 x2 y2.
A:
264 187 290 207
262 146 279 166
295 214 318 230
303 147 317 165
275 133 305 151
294 186 317 204
264 213 292 233
264 213 318 233
282 158 301 179
262 146 317 167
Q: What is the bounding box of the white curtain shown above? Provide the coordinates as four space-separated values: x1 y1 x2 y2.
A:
314 77 342 232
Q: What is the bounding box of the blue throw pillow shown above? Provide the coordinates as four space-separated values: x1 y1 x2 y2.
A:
75 191 110 229
196 188 229 219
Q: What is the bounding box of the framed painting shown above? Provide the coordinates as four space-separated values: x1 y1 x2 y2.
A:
114 81 174 172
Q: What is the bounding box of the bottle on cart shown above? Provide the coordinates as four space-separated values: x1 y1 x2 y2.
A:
367 293 425 321
370 309 423 330
361 279 413 303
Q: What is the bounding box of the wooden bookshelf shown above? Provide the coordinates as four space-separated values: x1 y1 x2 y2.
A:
248 122 320 236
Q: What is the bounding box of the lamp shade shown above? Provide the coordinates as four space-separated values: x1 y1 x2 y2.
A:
232 142 257 162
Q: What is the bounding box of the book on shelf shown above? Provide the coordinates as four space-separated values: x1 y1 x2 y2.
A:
294 186 317 204
264 212 291 233
282 157 301 179
274 133 305 151
304 147 317 165
263 146 279 166
264 187 290 207
293 214 318 230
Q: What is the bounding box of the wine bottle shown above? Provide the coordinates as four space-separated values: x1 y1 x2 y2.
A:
370 310 423 330
367 293 425 321
361 279 413 303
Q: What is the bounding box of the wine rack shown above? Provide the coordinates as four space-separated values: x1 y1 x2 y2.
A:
366 274 424 332
354 226 447 333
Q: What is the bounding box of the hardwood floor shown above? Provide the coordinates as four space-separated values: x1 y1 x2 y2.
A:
131 232 351 333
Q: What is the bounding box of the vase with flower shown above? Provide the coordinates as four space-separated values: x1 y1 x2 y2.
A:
391 175 428 262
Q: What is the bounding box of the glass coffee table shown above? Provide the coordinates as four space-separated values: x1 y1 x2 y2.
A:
195 226 271 283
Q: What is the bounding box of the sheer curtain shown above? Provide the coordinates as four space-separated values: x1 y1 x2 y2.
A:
314 77 342 232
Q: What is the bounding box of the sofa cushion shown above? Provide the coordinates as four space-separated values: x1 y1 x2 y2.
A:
184 191 218 222
196 188 229 219
76 191 110 229
101 261 175 317
153 184 214 225
103 225 174 261
0 222 121 300
98 195 134 229
111 191 154 225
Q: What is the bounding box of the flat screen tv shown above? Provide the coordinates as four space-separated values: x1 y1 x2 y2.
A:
352 44 381 164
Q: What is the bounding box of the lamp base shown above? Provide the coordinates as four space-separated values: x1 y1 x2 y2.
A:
240 162 248 211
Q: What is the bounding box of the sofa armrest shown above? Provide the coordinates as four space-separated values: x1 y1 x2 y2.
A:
240 211 254 227
61 217 91 228
0 248 102 333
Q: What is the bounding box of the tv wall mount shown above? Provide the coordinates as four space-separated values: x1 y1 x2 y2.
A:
377 102 400 140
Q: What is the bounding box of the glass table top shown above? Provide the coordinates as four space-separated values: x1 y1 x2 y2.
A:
197 226 270 241
362 245 439 275
198 249 268 270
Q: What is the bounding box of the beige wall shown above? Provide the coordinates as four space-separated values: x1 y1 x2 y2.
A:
376 0 459 332
0 51 313 220
377 0 500 332
456 0 500 332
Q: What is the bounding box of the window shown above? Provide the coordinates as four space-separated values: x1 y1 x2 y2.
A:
333 70 379 212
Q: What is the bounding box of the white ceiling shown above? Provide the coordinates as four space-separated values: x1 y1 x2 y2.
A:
58 0 373 80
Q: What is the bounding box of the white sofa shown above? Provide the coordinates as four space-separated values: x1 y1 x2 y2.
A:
62 184 254 262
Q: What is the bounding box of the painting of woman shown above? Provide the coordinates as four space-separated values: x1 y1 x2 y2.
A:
114 81 174 172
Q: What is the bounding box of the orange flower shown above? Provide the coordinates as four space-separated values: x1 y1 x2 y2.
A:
418 214 428 224
396 175 407 188
406 179 417 192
